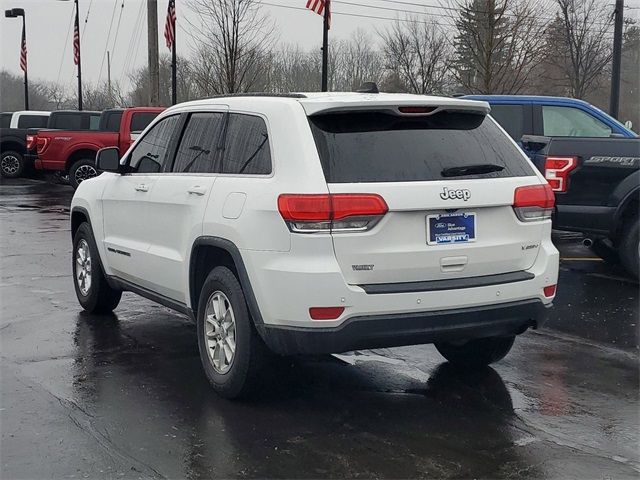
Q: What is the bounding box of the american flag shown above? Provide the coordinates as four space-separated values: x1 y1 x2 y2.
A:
19 25 27 73
164 0 177 50
73 12 80 65
306 0 331 28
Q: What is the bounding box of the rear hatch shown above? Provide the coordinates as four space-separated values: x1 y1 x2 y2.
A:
307 105 547 286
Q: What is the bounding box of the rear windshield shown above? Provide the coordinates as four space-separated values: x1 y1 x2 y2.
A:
51 114 82 130
309 110 534 183
17 114 49 129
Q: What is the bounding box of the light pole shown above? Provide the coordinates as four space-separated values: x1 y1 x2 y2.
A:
57 0 82 110
4 8 28 110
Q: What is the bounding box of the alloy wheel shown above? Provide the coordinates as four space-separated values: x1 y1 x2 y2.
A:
75 239 92 296
204 291 237 374
1 155 20 176
75 164 97 185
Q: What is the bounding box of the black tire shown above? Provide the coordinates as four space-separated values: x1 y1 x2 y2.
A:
69 158 98 189
590 239 619 266
72 222 122 313
197 266 269 399
618 219 639 278
435 335 515 368
1 150 25 178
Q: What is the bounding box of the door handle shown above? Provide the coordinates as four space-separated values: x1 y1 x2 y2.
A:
187 186 207 196
134 183 149 192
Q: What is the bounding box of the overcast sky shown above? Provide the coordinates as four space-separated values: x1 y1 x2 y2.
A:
1 0 638 92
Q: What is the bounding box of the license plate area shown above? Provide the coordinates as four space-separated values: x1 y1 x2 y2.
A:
427 212 476 245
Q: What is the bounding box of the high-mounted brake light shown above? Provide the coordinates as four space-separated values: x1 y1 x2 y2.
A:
513 184 555 222
544 156 578 192
398 106 438 114
36 136 50 154
278 193 388 233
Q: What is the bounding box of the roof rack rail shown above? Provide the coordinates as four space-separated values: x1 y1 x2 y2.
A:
207 92 307 99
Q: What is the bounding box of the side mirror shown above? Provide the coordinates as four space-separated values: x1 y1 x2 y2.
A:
96 147 121 173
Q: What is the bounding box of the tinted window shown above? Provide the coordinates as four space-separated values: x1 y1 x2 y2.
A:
89 114 101 130
52 114 82 130
1 113 12 128
543 106 612 137
17 114 49 129
310 111 533 183
173 113 225 173
103 112 123 132
221 114 271 175
489 104 524 141
128 115 179 173
131 112 160 133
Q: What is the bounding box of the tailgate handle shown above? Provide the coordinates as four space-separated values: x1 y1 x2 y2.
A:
440 256 467 273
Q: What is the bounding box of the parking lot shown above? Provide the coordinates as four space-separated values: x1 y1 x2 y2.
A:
1 178 638 479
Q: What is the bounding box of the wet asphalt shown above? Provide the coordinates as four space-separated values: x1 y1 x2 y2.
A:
1 178 638 479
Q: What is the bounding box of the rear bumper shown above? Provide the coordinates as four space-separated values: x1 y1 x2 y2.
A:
260 299 548 355
25 153 38 169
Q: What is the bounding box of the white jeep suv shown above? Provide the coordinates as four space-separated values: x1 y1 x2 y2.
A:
71 92 559 398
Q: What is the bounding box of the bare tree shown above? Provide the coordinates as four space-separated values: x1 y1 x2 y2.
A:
187 0 275 95
379 18 453 94
452 0 548 94
333 30 385 91
545 0 614 99
129 55 198 106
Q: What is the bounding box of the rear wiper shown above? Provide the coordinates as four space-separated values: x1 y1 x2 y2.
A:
441 163 505 177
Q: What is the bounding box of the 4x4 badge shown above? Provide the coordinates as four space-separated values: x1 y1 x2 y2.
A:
440 187 470 201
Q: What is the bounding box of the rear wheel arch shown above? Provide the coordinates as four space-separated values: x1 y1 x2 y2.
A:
189 237 264 328
612 188 639 242
1 140 24 154
66 149 98 173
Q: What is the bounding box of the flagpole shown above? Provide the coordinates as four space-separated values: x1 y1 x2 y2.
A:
22 15 29 110
321 0 329 92
75 0 83 110
171 23 177 105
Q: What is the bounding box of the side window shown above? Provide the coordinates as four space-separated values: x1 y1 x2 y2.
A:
131 112 160 133
128 115 179 173
221 114 272 175
489 104 524 141
542 106 612 137
172 112 225 173
54 114 82 130
103 112 122 132
1 113 13 128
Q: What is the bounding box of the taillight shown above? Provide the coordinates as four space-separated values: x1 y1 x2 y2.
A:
544 156 578 192
543 284 557 297
26 134 36 151
278 193 388 233
36 137 50 154
513 184 555 222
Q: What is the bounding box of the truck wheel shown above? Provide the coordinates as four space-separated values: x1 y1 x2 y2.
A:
73 222 122 313
1 151 25 178
197 266 269 399
619 219 639 278
435 335 515 368
69 158 98 189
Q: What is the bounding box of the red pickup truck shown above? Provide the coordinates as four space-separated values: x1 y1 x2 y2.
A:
35 107 164 188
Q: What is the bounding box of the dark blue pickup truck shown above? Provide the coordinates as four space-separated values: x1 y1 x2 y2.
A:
465 95 639 277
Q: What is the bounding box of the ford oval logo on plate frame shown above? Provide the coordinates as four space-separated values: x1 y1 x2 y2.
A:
427 212 477 245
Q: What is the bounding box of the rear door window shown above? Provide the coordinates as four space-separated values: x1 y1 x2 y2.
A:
17 115 49 129
102 112 123 132
542 105 612 137
172 112 225 173
309 110 534 183
221 114 272 175
489 104 525 141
